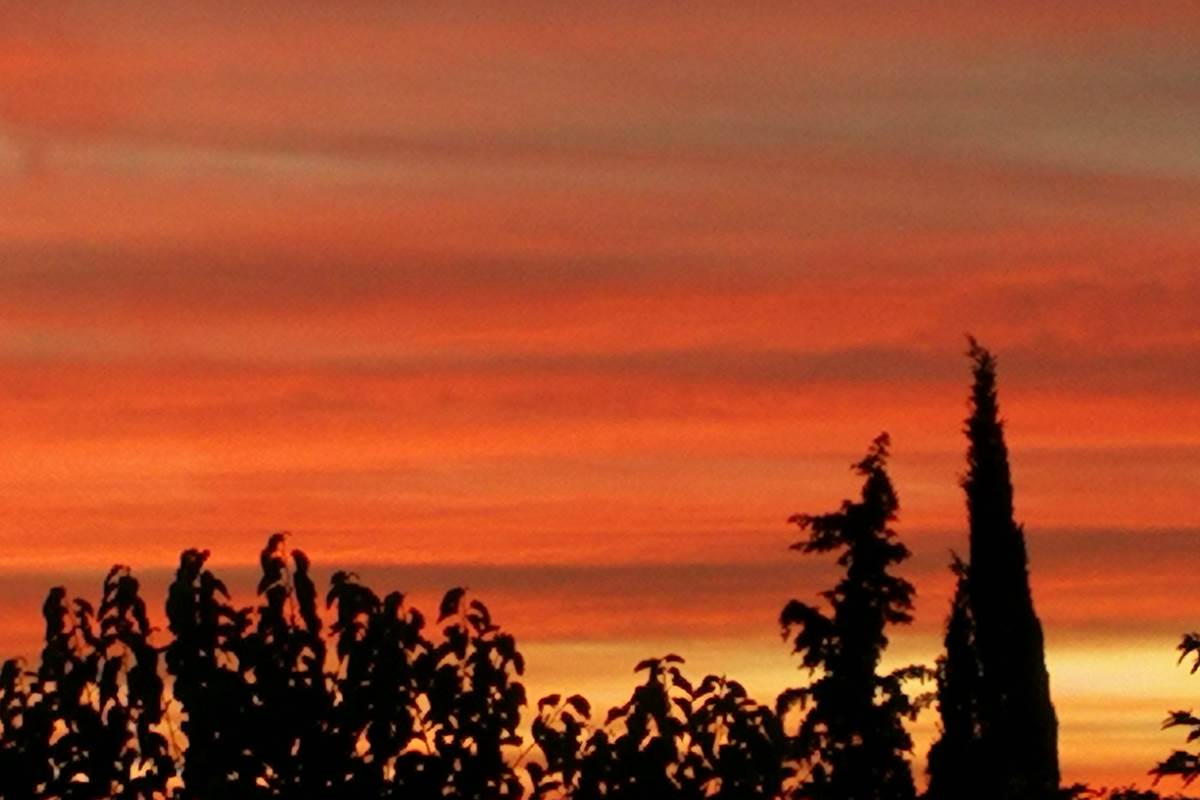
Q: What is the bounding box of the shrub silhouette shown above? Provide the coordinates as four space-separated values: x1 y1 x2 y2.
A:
776 433 931 799
528 655 783 799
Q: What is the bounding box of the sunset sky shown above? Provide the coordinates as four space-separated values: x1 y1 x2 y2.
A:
2 2 1199 789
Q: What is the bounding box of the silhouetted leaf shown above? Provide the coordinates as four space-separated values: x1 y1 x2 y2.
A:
438 587 466 622
565 694 591 718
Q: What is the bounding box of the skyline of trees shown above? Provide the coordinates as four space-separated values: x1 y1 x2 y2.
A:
0 342 1194 799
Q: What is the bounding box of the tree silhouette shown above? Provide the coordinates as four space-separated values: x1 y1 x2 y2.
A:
0 654 49 796
962 338 1060 798
0 342 1128 798
164 546 259 798
0 534 533 800
776 433 929 800
0 568 174 799
419 584 527 798
244 534 336 795
323 567 437 797
527 656 783 799
925 555 983 798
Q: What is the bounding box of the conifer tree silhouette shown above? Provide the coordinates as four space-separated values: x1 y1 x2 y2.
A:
961 339 1060 798
925 555 983 798
776 433 929 800
0 359 1090 800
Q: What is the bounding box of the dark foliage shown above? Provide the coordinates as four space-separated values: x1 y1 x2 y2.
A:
6 343 1190 799
1 568 173 799
961 338 1060 799
777 433 931 799
164 546 256 798
925 555 983 799
528 656 783 799
1 537 783 800
1152 634 1200 789
1066 788 1200 800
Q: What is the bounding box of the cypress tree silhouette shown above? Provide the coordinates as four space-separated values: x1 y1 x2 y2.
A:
925 555 983 799
776 433 929 800
0 371 1090 800
962 339 1060 798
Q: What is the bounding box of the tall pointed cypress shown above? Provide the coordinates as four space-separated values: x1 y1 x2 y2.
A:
962 339 1059 798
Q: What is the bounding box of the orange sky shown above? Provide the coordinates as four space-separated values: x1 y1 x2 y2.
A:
1 1 1199 790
